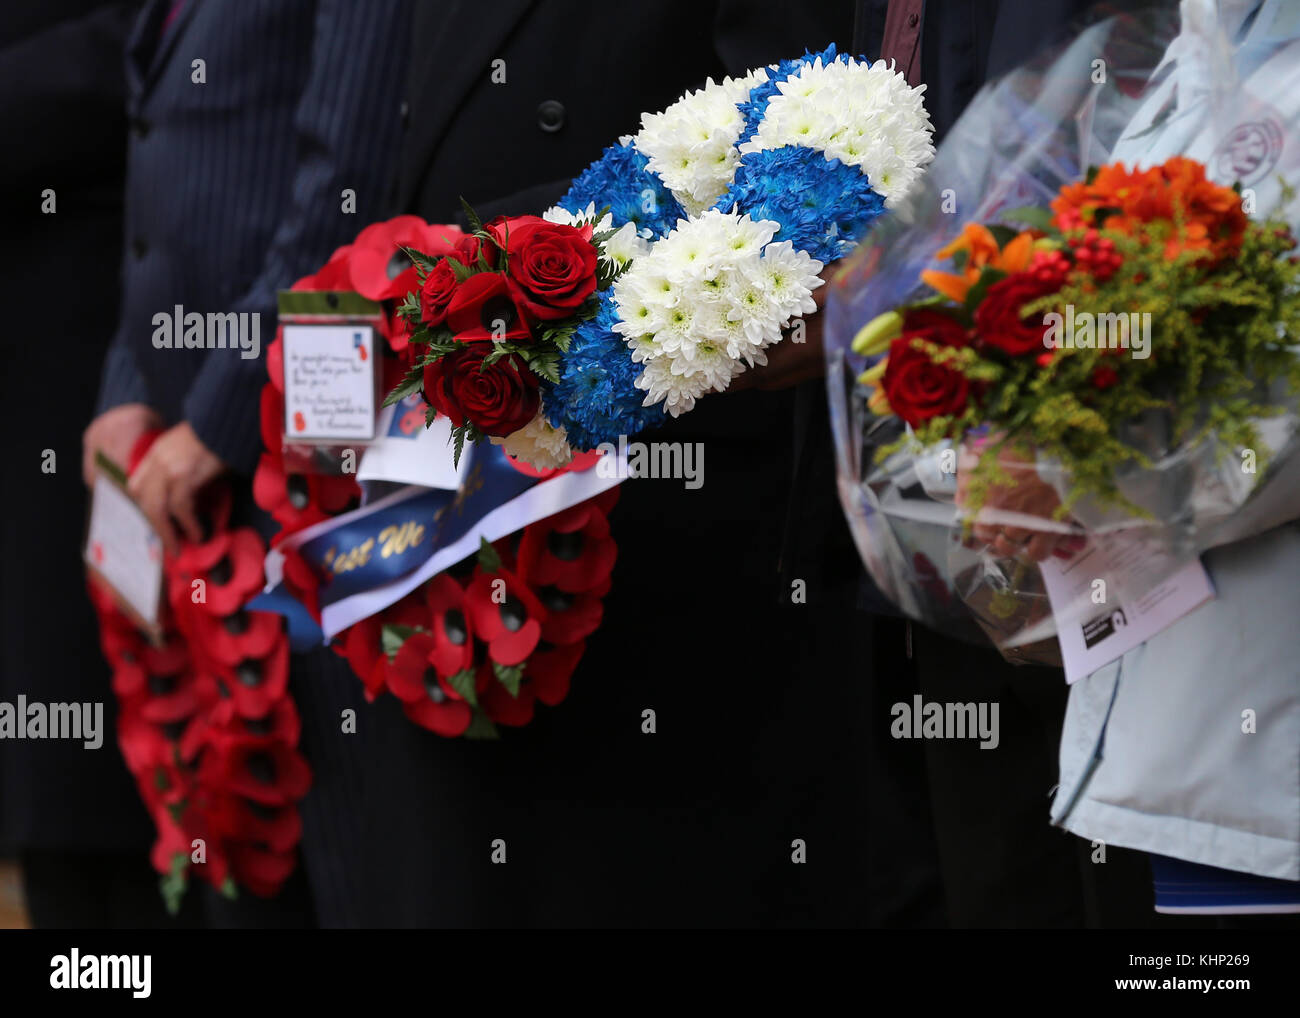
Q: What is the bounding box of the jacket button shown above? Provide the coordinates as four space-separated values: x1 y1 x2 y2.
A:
908 11 919 27
399 100 409 127
537 100 565 133
131 237 147 259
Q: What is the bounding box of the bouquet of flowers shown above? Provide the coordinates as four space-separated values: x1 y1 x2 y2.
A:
388 47 935 468
88 437 308 911
825 4 1300 659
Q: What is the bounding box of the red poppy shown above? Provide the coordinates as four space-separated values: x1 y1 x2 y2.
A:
424 573 475 676
173 528 267 617
204 737 311 807
211 636 290 719
480 661 536 727
226 841 299 898
189 607 282 667
384 631 476 737
464 566 547 665
209 793 303 855
295 244 355 291
527 640 587 707
517 501 616 592
347 216 463 302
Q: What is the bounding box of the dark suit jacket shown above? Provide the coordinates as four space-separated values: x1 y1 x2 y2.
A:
95 0 411 473
0 0 146 856
294 0 876 928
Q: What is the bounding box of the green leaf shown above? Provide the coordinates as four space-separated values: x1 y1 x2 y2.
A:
986 224 1020 250
452 426 468 468
445 256 473 284
492 661 524 698
963 267 1008 316
446 667 480 708
381 622 421 660
220 877 238 901
159 852 189 916
459 197 484 235
999 205 1054 231
463 710 500 740
383 366 426 408
477 535 502 573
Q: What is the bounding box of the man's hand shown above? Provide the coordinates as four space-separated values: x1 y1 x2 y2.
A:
955 440 1080 562
127 423 226 555
82 403 163 487
729 268 830 392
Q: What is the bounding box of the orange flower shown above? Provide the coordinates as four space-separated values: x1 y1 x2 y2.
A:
1052 156 1246 261
922 224 1036 302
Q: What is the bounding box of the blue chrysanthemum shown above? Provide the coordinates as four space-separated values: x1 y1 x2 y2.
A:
736 45 851 145
559 142 686 240
713 145 887 263
542 293 665 450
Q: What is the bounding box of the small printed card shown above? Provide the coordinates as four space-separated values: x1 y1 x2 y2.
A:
85 455 164 637
282 323 378 442
356 396 464 490
1039 532 1215 683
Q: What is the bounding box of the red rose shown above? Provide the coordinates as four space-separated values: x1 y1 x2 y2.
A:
422 342 539 436
419 260 458 327
881 312 971 428
453 232 496 269
444 271 534 343
497 217 598 321
973 272 1059 357
1091 365 1119 389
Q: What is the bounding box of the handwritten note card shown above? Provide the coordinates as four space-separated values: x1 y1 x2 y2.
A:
85 466 164 632
282 324 377 441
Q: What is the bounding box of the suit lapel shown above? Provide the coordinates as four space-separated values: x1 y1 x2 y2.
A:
400 0 536 209
127 0 201 99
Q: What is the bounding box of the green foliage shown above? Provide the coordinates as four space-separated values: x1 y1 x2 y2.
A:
878 212 1300 516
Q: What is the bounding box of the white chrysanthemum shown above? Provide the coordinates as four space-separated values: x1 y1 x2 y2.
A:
490 413 575 470
612 210 823 416
634 70 768 216
542 203 649 270
738 56 934 206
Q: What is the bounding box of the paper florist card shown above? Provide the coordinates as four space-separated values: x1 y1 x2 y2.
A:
282 323 378 442
85 453 164 639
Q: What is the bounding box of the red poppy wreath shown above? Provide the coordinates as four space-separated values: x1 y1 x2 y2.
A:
87 432 308 912
255 216 621 739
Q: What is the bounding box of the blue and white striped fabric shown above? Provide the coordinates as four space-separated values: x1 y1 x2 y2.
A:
1151 854 1300 915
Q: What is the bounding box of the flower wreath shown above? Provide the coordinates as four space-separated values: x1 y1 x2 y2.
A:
87 433 308 911
253 216 620 739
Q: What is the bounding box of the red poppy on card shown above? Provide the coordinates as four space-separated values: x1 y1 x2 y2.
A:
517 501 616 592
384 631 476 737
464 566 546 666
424 573 475 676
348 216 464 302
